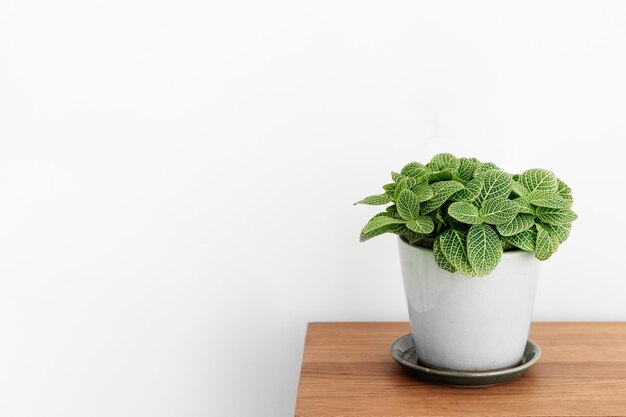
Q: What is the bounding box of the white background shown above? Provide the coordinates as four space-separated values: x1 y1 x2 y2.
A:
1 1 626 416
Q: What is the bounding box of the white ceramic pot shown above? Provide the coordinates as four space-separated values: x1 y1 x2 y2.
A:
397 237 539 371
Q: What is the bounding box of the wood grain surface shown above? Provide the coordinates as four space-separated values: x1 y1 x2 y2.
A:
294 322 626 417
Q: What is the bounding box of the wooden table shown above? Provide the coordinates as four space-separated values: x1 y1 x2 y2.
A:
294 322 626 417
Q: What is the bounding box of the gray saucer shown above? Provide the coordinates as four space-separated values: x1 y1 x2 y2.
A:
390 334 541 386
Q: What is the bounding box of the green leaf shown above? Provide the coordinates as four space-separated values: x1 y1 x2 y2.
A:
435 207 446 225
439 228 476 276
511 181 529 198
406 216 435 234
428 171 455 181
397 189 421 220
403 229 428 245
550 233 561 253
401 162 427 180
421 181 465 214
360 223 405 242
536 207 578 225
394 177 417 200
391 171 402 182
519 169 558 193
557 179 573 203
473 162 499 178
455 158 478 181
513 197 534 214
496 213 535 236
433 237 457 273
527 190 571 209
450 178 482 202
412 184 434 203
540 222 572 244
359 215 405 242
383 183 396 199
448 201 482 224
535 223 554 260
477 169 512 204
428 153 459 171
479 197 519 225
354 194 391 205
467 224 503 276
502 227 537 251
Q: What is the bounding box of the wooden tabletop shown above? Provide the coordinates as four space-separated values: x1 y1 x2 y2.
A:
294 322 626 417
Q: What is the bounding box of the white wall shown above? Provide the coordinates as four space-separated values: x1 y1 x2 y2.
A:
1 1 625 416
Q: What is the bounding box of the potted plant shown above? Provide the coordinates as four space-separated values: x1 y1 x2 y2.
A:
356 153 576 372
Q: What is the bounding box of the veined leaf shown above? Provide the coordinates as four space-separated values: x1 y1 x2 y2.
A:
403 230 428 245
433 237 456 273
513 197 534 214
428 170 454 181
428 153 459 171
355 194 391 205
393 182 406 201
477 169 512 203
496 213 535 236
540 222 572 244
361 214 405 233
405 177 417 188
372 211 395 219
467 224 503 276
397 189 421 220
557 179 573 203
502 227 537 251
527 190 571 209
450 178 482 202
455 158 478 181
473 162 499 178
479 197 519 225
401 162 427 179
406 216 435 234
391 171 402 182
435 208 446 225
535 223 554 260
439 228 476 276
448 201 482 225
360 222 405 242
359 214 405 242
412 184 434 203
421 180 465 214
536 207 578 225
394 177 416 200
549 231 561 252
519 169 558 193
383 183 396 199
511 181 529 198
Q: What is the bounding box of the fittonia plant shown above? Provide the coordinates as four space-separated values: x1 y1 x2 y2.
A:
356 153 576 277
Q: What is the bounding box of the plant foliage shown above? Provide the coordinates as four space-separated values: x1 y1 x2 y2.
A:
356 154 576 276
